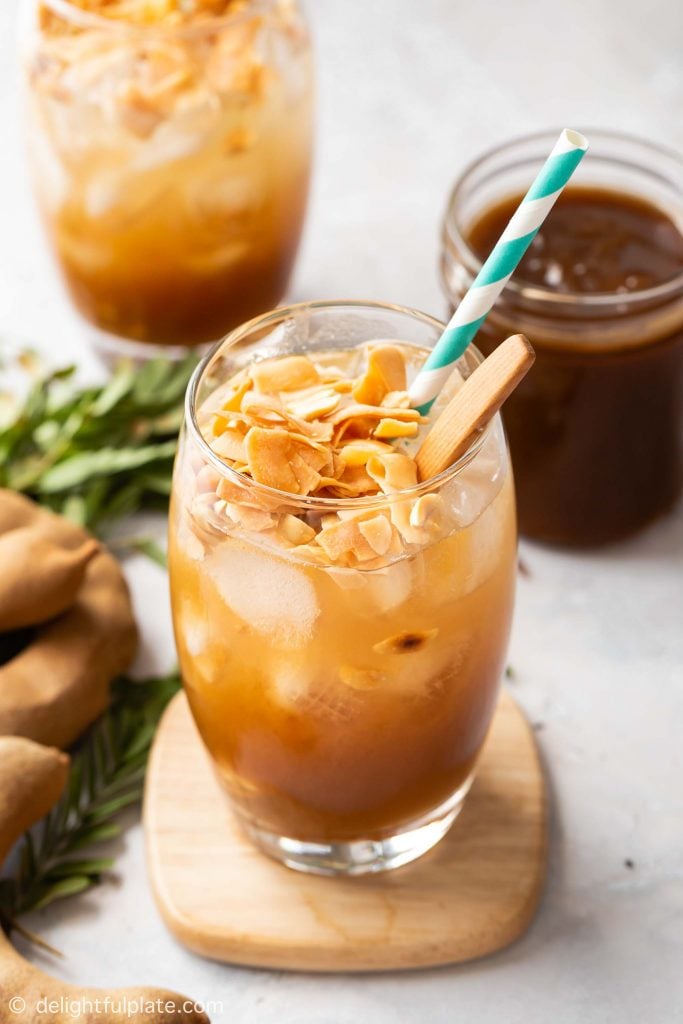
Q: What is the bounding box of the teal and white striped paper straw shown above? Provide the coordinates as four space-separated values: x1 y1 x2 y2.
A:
409 128 589 414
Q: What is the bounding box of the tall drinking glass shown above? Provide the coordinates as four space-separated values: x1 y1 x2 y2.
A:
22 0 313 358
168 301 517 875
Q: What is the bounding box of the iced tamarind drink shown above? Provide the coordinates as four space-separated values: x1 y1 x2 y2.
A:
169 302 517 874
24 0 313 356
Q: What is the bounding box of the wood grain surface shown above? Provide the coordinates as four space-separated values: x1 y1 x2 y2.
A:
144 689 548 972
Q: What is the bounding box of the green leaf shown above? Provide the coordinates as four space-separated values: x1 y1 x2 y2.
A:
85 791 143 823
132 358 175 403
32 876 92 911
47 857 114 879
32 419 61 452
0 349 196 536
69 823 122 849
90 363 136 417
37 440 179 493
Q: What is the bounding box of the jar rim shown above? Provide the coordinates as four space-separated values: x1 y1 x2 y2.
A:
185 299 494 512
443 127 683 310
39 0 278 36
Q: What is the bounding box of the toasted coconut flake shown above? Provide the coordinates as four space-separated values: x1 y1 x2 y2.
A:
316 517 377 564
205 18 264 94
216 475 279 512
329 402 420 427
210 426 247 462
286 386 341 421
211 413 228 437
410 493 446 530
389 500 431 545
339 665 386 691
373 418 419 439
190 493 227 537
279 514 317 546
366 453 419 493
243 393 334 441
195 465 220 494
322 464 379 498
220 375 252 412
245 426 325 496
251 355 320 394
336 507 381 523
381 390 412 409
373 629 439 656
223 503 274 532
196 372 249 420
287 540 328 565
241 392 287 422
290 453 322 495
339 438 394 466
358 514 393 556
352 345 407 405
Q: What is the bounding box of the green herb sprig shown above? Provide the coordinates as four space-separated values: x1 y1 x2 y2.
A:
0 355 197 536
0 670 181 933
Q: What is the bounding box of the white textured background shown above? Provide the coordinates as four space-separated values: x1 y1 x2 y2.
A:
1 2 683 1022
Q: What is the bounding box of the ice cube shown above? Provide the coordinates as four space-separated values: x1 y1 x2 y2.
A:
133 121 208 172
207 542 319 647
271 661 359 722
270 660 310 707
186 171 261 226
365 558 414 613
454 502 505 598
124 80 221 170
447 425 505 530
299 683 360 723
327 557 414 614
326 566 365 591
84 166 170 226
28 129 68 209
182 611 208 657
84 170 128 220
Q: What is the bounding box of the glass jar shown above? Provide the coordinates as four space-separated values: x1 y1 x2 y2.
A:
22 0 314 358
441 130 683 547
168 300 517 875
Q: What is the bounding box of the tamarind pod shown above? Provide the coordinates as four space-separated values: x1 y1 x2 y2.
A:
0 551 138 748
0 736 69 864
0 936 211 1023
0 490 97 553
0 529 100 632
0 490 40 534
0 737 210 1024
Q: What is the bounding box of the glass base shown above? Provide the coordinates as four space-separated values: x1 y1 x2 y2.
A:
86 323 212 365
237 777 474 876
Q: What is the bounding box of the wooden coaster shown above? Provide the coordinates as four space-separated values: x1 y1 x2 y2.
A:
144 690 547 972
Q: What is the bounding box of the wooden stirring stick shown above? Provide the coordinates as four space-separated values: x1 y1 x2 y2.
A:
415 334 535 481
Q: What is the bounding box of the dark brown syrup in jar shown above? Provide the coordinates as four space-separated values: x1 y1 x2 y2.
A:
466 187 683 546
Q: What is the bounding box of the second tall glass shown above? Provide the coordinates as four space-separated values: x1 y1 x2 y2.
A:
23 0 314 357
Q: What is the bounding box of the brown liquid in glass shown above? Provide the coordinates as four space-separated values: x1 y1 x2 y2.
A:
466 187 683 546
